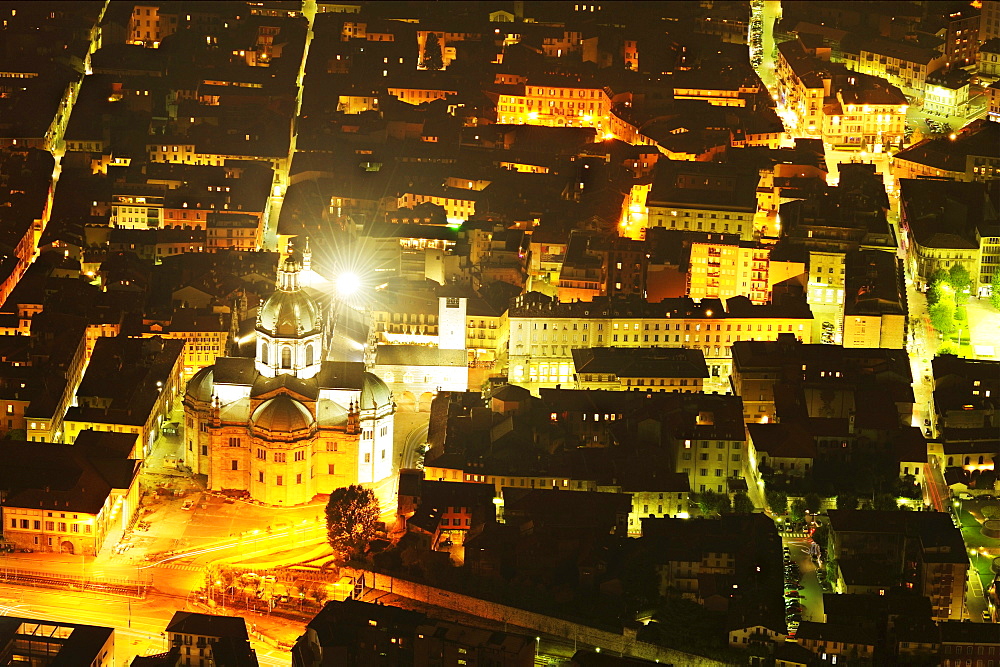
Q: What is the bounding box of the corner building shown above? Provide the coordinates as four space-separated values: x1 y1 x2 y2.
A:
184 256 394 506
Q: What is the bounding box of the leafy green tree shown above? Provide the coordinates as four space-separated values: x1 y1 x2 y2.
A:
982 506 1000 520
5 428 25 441
717 493 732 515
927 269 951 306
694 490 731 516
421 32 444 70
937 342 957 356
765 488 788 515
990 271 1000 310
205 564 236 592
949 264 972 304
325 485 380 561
790 498 808 522
873 493 898 511
804 493 822 515
929 302 956 335
836 492 859 510
733 492 755 514
896 474 922 500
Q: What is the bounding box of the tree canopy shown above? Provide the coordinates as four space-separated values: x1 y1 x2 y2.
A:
421 32 444 70
325 484 380 561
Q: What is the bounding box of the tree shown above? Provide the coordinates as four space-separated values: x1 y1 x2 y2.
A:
948 264 971 305
804 493 822 515
421 32 444 70
982 506 1000 520
325 485 380 561
896 474 922 500
790 498 808 522
694 490 731 516
717 493 732 515
733 492 755 514
873 493 898 511
937 342 957 356
929 302 956 335
836 492 859 510
926 269 951 307
765 489 787 515
990 270 1000 310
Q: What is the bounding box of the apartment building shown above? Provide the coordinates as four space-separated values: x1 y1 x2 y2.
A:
842 250 907 350
165 612 257 667
0 431 140 556
776 38 909 151
495 80 613 134
688 234 772 304
148 308 230 379
504 292 813 394
646 161 759 242
571 347 709 392
898 178 997 292
62 336 185 459
0 619 114 666
841 36 947 102
825 511 967 621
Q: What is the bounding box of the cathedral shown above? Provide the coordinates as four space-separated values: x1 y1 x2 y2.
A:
183 254 395 506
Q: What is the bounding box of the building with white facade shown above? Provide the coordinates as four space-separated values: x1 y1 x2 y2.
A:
184 255 395 507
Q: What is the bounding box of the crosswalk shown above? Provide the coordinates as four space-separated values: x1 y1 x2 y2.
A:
780 531 809 538
155 562 203 572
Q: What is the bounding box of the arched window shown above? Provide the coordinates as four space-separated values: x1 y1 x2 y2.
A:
305 343 314 366
965 457 971 466
948 457 954 466
261 341 268 365
281 346 292 369
979 456 985 465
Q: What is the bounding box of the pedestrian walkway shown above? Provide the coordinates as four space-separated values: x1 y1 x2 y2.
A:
155 562 202 573
779 530 809 538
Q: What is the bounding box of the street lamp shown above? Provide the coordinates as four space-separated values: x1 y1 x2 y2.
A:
335 272 362 298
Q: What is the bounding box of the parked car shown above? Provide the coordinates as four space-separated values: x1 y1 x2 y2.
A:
181 499 194 511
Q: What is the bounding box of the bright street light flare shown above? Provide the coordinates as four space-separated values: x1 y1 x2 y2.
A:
335 272 362 297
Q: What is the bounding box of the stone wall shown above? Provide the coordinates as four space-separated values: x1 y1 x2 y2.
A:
341 567 737 667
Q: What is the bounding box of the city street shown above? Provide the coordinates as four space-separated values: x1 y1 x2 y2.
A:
783 535 825 624
0 584 295 665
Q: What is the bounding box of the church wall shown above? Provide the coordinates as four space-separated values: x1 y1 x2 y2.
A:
356 411 394 488
374 364 469 399
183 402 214 477
203 425 365 505
210 427 253 492
256 330 323 379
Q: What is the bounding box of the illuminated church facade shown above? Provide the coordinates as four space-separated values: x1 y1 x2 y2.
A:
183 255 395 506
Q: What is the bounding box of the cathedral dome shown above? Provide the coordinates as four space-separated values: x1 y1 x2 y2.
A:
185 366 214 403
257 257 321 338
360 372 392 411
251 394 315 433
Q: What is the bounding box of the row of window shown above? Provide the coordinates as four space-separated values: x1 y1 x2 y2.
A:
10 519 91 534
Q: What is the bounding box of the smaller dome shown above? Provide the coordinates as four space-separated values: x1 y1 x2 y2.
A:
251 394 314 432
185 366 215 403
360 372 393 411
257 290 321 337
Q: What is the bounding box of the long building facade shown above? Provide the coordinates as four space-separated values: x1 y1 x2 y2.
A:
502 292 813 393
